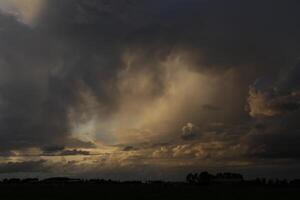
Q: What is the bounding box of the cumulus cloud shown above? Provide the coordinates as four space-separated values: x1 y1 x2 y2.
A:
247 86 300 118
244 63 300 160
247 86 281 118
181 123 199 140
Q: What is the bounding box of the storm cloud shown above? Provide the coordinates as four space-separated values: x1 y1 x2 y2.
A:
0 0 300 179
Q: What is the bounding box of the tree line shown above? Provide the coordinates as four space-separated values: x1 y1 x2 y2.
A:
0 172 299 187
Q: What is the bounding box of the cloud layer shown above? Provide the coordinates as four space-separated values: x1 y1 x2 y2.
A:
0 0 300 179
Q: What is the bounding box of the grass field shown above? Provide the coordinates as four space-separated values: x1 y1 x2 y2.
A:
0 182 299 200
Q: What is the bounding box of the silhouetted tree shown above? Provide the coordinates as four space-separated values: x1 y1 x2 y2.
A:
199 171 213 185
186 173 198 184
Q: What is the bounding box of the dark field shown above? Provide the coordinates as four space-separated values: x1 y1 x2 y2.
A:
0 182 300 200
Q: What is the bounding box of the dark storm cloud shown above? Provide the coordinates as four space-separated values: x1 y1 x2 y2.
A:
0 0 300 177
41 141 95 155
0 17 94 152
243 115 300 160
59 149 90 156
0 13 66 151
42 145 65 154
0 160 49 174
115 0 300 73
41 0 300 73
245 63 300 160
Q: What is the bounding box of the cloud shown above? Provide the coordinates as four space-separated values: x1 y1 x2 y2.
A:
202 104 221 111
0 0 297 151
181 123 199 140
42 145 65 154
247 86 300 118
246 64 300 118
122 146 136 152
151 141 250 163
59 149 90 156
41 146 91 156
246 86 281 118
243 63 300 160
0 0 46 25
0 160 49 174
0 0 300 179
0 11 96 152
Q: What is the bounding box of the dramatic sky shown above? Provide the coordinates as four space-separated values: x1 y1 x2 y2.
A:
0 0 300 180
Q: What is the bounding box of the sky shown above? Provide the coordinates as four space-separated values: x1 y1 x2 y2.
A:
0 0 300 180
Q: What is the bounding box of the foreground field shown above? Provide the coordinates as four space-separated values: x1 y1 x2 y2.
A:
0 182 299 200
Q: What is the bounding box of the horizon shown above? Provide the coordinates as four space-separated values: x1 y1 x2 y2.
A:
0 171 300 182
